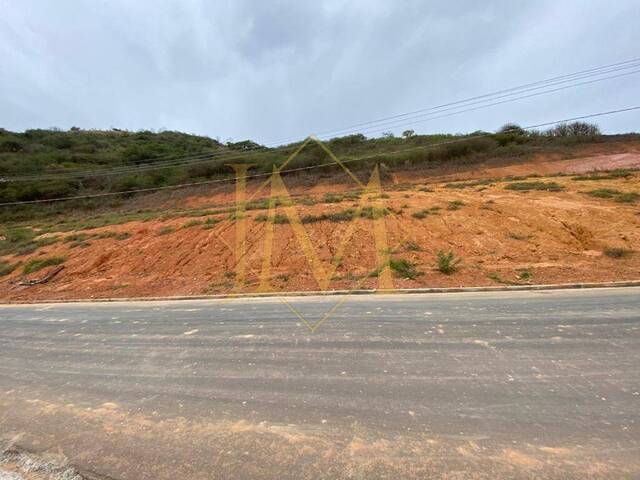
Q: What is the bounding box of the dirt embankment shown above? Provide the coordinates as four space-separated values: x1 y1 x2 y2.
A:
1 147 640 302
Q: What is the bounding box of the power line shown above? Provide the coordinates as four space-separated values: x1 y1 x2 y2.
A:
270 57 640 143
349 68 640 138
4 57 639 183
1 105 637 207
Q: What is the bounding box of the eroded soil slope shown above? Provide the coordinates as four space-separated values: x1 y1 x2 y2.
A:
1 152 639 302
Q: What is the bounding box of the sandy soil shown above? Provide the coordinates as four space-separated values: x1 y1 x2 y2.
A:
1 149 639 302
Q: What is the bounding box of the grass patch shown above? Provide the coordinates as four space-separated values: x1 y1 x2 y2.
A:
411 207 440 219
516 269 532 281
573 169 634 181
0 260 19 277
0 227 37 256
488 272 516 285
505 181 564 192
301 208 355 223
444 179 494 189
360 206 389 220
255 213 290 224
157 226 175 236
62 233 91 248
404 241 422 251
202 217 220 229
603 247 633 259
389 258 420 279
182 220 203 228
586 189 639 203
447 200 465 211
23 256 66 275
436 251 461 274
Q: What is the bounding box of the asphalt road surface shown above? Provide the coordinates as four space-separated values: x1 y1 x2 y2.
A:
1 288 639 479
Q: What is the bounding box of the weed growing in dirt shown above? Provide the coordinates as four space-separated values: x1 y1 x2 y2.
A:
0 227 36 256
157 226 175 236
508 232 531 241
182 220 203 228
603 247 633 258
322 193 344 203
586 189 639 203
516 269 532 281
298 197 318 206
436 251 461 274
412 207 440 219
301 207 386 224
573 169 634 181
488 272 515 285
0 260 19 277
360 206 389 220
202 217 220 229
447 200 465 211
505 181 564 192
389 258 420 279
271 213 290 224
404 241 422 251
444 179 494 189
23 256 66 275
63 233 91 248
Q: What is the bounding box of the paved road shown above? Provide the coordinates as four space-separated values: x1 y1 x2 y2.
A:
1 288 639 479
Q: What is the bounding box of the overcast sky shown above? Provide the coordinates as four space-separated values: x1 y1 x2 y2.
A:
1 0 638 143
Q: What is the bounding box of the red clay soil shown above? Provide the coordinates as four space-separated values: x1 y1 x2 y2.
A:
1 148 640 302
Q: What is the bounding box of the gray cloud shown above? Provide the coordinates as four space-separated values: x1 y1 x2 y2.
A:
0 0 638 142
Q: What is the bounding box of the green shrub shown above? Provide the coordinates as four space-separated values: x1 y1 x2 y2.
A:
412 206 440 219
182 220 203 228
23 256 66 275
516 269 532 281
447 200 465 210
157 226 175 236
389 258 420 279
546 121 600 137
616 192 640 203
0 260 19 277
436 251 461 274
203 217 220 229
505 181 564 192
586 189 639 203
301 208 356 224
360 206 388 220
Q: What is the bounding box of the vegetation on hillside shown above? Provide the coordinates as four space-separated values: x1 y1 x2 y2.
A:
0 121 630 224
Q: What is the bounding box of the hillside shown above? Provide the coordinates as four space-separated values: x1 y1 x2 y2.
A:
1 123 634 219
1 125 640 301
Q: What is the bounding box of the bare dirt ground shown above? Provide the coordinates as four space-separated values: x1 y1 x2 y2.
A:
1 144 639 302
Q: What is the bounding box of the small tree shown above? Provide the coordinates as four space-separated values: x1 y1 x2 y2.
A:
546 121 600 137
381 131 395 138
402 129 415 138
498 123 525 135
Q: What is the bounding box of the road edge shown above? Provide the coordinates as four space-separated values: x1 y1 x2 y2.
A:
1 280 640 305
